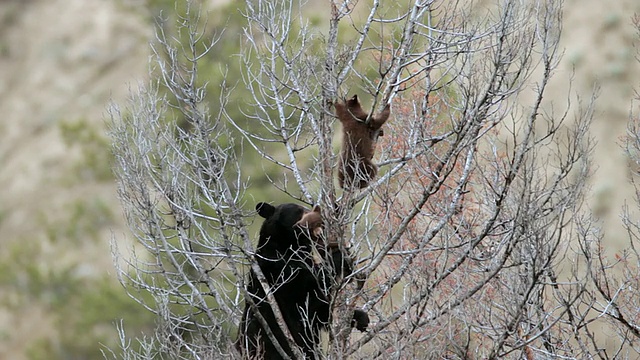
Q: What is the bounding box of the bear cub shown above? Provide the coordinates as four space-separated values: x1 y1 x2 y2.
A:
294 205 365 290
294 205 323 241
336 95 390 189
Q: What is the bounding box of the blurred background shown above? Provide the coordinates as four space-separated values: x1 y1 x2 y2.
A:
0 0 638 358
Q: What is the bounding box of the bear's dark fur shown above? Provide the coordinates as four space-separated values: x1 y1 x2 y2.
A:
238 202 369 360
336 95 390 189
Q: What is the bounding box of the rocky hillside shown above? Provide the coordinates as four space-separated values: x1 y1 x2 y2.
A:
559 0 640 244
0 0 149 264
0 0 150 358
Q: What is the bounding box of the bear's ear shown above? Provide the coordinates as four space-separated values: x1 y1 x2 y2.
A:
256 202 275 219
312 205 321 213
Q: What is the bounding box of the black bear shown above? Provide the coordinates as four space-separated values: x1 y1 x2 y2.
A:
335 95 390 189
238 202 369 359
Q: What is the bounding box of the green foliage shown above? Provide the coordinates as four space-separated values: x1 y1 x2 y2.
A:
0 236 154 360
58 118 114 182
0 202 153 360
0 205 5 228
24 277 155 360
0 241 51 304
41 196 115 245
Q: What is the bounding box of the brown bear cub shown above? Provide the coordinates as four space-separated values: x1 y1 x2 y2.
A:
335 95 390 189
294 205 323 241
294 205 325 265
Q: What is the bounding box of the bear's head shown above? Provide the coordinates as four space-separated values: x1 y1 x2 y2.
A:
256 202 306 227
294 205 323 240
342 94 388 138
255 202 316 252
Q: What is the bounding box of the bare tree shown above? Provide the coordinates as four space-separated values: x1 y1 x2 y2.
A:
559 14 640 360
106 0 604 359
